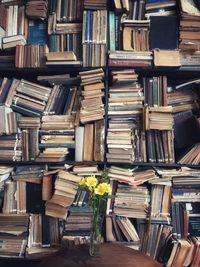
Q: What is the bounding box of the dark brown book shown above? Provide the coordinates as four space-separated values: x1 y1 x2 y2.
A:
42 174 53 201
83 123 94 161
93 120 104 161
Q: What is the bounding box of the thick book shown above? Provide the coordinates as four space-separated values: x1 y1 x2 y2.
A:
149 16 179 50
173 110 200 149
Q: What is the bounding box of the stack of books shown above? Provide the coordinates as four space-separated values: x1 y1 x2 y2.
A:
179 0 200 67
84 0 107 10
108 50 153 67
144 106 174 131
63 205 92 244
11 79 52 117
46 51 81 66
107 70 145 163
79 68 105 124
113 183 150 219
108 165 156 185
0 135 21 161
25 0 48 19
145 0 177 18
45 170 81 219
0 214 29 258
38 115 75 161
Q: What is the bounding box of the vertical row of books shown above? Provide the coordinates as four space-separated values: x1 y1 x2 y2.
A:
82 0 107 67
106 165 200 267
0 0 108 67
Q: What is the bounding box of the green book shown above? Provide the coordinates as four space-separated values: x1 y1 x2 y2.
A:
109 12 116 51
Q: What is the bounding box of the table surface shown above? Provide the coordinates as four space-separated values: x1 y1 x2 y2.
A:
38 243 163 267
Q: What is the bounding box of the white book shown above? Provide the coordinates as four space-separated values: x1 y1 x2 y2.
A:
75 126 84 161
13 5 18 36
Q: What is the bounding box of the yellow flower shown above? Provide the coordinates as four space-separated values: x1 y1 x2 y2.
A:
79 177 86 186
94 183 111 196
85 175 98 189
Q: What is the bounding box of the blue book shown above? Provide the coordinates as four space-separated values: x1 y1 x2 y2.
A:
28 20 47 45
89 10 93 43
85 10 89 43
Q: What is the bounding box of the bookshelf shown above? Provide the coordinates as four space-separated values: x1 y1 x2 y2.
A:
0 0 200 266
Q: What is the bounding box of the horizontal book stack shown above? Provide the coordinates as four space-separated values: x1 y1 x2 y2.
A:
0 135 21 161
27 214 60 257
11 79 52 117
12 164 44 185
79 68 105 123
108 50 153 67
179 0 200 67
84 0 107 10
167 88 199 113
108 165 156 185
38 115 75 162
45 170 81 220
0 214 29 258
0 52 15 68
113 183 150 219
15 44 46 68
145 0 177 18
144 106 174 131
25 0 48 19
107 70 145 163
108 166 151 219
82 9 107 67
179 0 200 52
63 205 92 243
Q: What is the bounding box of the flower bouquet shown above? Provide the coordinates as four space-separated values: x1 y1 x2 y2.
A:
78 169 111 256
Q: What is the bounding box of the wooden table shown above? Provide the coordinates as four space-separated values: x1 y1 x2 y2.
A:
38 243 163 267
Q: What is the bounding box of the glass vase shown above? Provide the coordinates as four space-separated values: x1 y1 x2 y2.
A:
89 209 102 256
